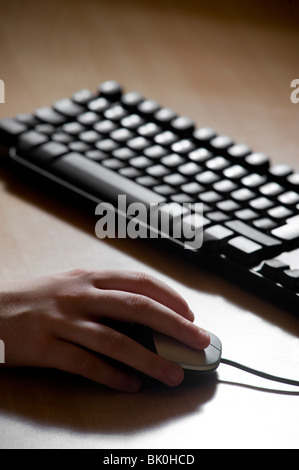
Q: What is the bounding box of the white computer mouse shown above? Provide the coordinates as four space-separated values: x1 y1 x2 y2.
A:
152 331 222 374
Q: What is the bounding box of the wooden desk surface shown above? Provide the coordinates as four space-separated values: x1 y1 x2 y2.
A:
0 0 299 449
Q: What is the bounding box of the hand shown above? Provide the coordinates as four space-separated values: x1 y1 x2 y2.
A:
0 269 210 392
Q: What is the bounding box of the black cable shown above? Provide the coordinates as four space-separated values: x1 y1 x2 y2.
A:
220 358 299 387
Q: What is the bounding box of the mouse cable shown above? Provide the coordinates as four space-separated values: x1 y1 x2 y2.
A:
220 358 299 387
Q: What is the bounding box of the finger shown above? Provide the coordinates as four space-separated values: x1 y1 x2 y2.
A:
91 270 194 321
55 323 185 388
83 289 210 350
51 339 143 392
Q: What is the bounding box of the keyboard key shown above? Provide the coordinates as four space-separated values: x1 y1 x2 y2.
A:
193 126 216 144
77 111 99 126
252 218 278 231
51 152 166 206
18 131 48 153
110 128 135 142
206 156 230 171
259 182 284 197
30 141 69 163
195 170 220 185
161 153 185 167
267 205 293 220
172 139 195 155
99 80 123 101
53 98 85 118
104 104 128 121
198 191 222 203
225 220 282 248
259 258 290 281
286 172 299 190
72 88 95 105
146 164 170 177
217 200 241 212
95 139 119 152
130 156 152 168
119 167 142 178
138 122 162 137
153 184 176 196
94 119 118 134
206 211 229 222
227 143 251 159
171 193 195 203
189 148 213 163
68 141 92 153
213 179 238 193
178 162 202 176
245 152 270 172
138 99 160 116
136 176 159 187
223 165 248 180
234 208 258 221
223 236 264 266
210 135 234 152
278 191 299 206
181 182 204 194
88 97 111 113
144 145 168 159
272 220 299 241
121 91 144 109
170 116 195 135
0 118 28 143
163 173 187 186
112 147 137 160
269 163 293 180
52 132 74 144
154 130 179 146
62 122 87 135
154 108 177 125
231 188 256 202
249 197 274 211
127 136 151 151
102 158 125 170
241 173 267 188
279 269 299 291
203 225 234 250
121 114 145 129
79 130 101 144
35 107 67 125
85 149 108 161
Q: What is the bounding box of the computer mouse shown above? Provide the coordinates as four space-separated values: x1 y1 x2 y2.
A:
152 330 222 374
102 320 222 378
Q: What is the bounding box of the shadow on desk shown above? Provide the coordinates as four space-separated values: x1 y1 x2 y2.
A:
0 367 216 433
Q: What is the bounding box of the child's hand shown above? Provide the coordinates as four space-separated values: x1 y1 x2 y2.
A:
0 269 210 392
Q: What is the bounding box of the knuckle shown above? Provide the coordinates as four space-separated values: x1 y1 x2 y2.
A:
133 271 154 287
128 292 150 312
75 351 97 377
102 330 126 356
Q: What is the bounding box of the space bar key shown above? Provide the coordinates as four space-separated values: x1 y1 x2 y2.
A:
51 152 166 206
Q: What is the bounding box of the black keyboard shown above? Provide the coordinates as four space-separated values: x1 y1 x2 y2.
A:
1 80 299 313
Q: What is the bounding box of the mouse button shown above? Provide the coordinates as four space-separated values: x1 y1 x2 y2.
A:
152 332 220 371
209 332 222 352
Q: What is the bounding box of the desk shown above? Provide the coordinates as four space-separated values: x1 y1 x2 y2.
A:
0 0 298 449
